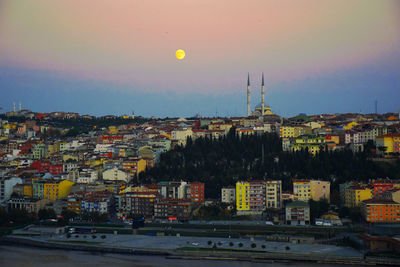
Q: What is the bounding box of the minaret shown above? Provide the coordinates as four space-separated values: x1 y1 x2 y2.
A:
247 73 250 117
261 73 265 116
13 102 15 112
19 101 21 112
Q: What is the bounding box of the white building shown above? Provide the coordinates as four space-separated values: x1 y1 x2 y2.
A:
0 177 23 203
266 180 282 209
102 167 130 183
221 187 236 204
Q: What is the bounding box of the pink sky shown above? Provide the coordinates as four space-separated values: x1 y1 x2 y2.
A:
1 0 400 93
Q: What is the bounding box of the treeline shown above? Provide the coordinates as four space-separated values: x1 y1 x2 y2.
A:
140 128 400 199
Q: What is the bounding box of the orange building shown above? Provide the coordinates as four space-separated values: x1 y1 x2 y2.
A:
362 199 400 223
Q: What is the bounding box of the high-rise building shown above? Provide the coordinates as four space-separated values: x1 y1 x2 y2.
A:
236 180 282 214
293 180 330 203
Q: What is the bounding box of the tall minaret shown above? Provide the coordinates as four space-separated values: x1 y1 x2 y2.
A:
247 73 251 117
261 73 265 116
19 101 21 112
13 102 15 112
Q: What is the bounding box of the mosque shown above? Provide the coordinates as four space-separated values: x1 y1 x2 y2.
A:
246 73 276 117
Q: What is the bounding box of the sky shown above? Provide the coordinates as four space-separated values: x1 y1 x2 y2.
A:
0 0 400 118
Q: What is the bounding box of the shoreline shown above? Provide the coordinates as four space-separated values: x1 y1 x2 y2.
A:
1 236 399 266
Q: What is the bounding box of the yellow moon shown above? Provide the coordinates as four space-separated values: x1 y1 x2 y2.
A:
176 49 185 60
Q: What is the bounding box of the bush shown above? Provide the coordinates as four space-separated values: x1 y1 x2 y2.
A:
92 235 97 239
75 235 79 238
66 233 71 238
238 243 243 248
217 242 222 246
285 246 290 250
261 245 266 249
101 235 106 239
251 243 256 248
207 240 212 245
229 242 234 247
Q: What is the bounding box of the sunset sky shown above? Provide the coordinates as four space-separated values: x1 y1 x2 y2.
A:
1 0 400 117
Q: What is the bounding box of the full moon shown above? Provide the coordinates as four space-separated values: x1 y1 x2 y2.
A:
176 49 185 60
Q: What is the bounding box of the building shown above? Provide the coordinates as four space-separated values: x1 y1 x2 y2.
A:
290 134 325 156
236 180 281 214
221 187 236 204
265 180 282 209
119 189 159 218
8 198 50 214
370 179 394 197
285 201 310 225
362 199 400 223
102 167 130 183
32 143 48 159
154 198 192 221
43 180 74 200
279 126 312 139
344 186 373 208
0 177 23 203
81 191 112 215
188 182 205 203
158 181 187 199
376 133 400 155
380 189 400 203
293 180 330 203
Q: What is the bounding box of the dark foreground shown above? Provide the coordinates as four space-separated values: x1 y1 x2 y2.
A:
0 245 368 267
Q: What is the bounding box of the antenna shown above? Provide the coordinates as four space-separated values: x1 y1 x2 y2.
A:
374 100 378 114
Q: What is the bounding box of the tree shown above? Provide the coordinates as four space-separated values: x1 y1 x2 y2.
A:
38 208 56 220
60 209 77 223
309 199 330 223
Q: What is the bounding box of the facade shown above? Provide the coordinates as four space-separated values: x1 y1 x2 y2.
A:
376 133 400 154
279 126 312 139
0 177 23 203
285 201 310 225
290 134 325 156
43 180 74 200
221 187 236 204
102 167 130 183
8 198 50 214
154 198 191 221
344 186 373 208
370 180 394 197
32 143 48 159
158 181 187 199
119 190 159 218
293 180 330 202
236 180 282 214
189 182 205 203
362 199 400 223
265 180 282 209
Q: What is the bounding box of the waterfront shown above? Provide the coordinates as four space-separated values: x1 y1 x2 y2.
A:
0 245 362 267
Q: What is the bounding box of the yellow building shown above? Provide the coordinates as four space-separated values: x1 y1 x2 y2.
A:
279 126 312 138
63 154 79 162
291 134 325 156
293 180 330 202
236 181 250 211
44 180 74 201
343 121 358 130
108 126 118 134
376 133 400 154
344 187 372 208
24 184 33 198
86 158 105 167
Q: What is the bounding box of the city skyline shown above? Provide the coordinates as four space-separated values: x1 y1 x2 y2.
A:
1 0 400 117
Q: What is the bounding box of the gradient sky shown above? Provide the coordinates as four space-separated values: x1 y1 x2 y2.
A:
1 0 400 117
